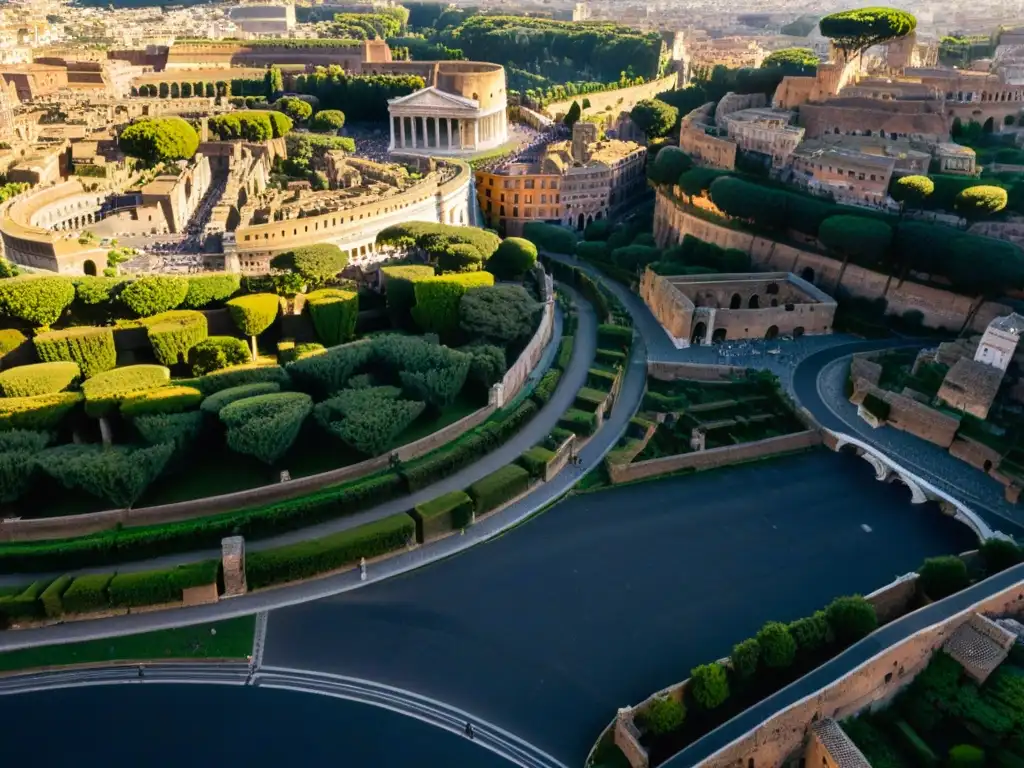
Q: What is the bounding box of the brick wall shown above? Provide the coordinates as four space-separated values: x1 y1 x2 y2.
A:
545 434 576 482
497 300 554 406
607 430 821 484
851 381 960 448
648 361 748 382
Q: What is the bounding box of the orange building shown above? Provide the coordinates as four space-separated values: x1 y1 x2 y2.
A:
474 165 563 236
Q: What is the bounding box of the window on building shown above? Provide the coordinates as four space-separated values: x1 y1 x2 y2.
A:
525 208 533 217
524 179 535 189
513 207 519 217
514 194 519 204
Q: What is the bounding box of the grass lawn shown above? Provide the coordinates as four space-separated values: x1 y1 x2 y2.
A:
0 616 255 673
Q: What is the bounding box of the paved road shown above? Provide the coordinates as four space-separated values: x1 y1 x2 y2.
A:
0 293 579 582
263 451 976 766
665 557 1024 767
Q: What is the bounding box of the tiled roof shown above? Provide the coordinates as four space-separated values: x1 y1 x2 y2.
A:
816 719 872 768
943 614 1015 683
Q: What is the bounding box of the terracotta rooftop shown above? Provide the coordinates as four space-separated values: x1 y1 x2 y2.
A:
941 358 1004 399
815 719 872 768
943 613 1016 683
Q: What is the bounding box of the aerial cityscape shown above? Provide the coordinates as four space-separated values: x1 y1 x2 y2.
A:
5 0 1024 766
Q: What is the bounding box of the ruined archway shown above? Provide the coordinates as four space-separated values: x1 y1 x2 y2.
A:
712 328 727 343
765 325 778 340
800 266 814 283
748 294 760 309
730 293 741 309
691 322 706 345
83 259 97 276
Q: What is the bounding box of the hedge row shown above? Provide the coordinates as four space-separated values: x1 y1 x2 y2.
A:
107 561 219 607
518 445 556 478
0 361 80 397
467 464 531 513
556 336 574 369
533 369 561 405
245 512 414 590
34 326 116 378
575 387 609 412
412 490 474 543
560 408 597 436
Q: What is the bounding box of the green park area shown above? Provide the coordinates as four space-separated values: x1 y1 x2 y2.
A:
0 616 255 673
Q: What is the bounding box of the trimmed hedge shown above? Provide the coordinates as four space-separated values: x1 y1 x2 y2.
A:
467 464 531 513
188 335 251 376
597 323 632 350
381 264 435 327
40 574 73 618
246 512 414 589
306 288 359 346
556 335 574 369
178 364 290 396
60 573 114 614
219 391 313 464
0 276 75 327
107 560 219 607
413 490 474 542
182 273 240 308
560 408 597 436
596 348 626 366
143 310 208 366
200 382 281 414
82 365 171 417
0 580 48 623
0 361 80 397
36 442 175 507
575 386 609 411
518 445 556 478
133 411 204 452
522 222 578 255
34 326 116 378
227 293 280 354
120 276 188 317
120 385 204 418
0 329 27 358
587 368 617 390
0 391 81 431
533 368 561 404
410 272 494 338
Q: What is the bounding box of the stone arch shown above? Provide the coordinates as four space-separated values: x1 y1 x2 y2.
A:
730 292 741 309
862 452 891 481
712 328 727 343
765 325 778 340
893 472 929 504
793 326 805 338
748 294 760 309
691 322 706 345
577 213 585 230
83 259 97 276
586 214 594 227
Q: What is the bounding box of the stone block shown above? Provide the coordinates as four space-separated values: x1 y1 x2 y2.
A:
221 535 247 597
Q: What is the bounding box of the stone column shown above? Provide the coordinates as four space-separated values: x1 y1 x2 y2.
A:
410 116 418 148
221 536 247 596
431 116 438 148
389 116 396 150
473 119 479 149
399 116 406 148
445 118 452 149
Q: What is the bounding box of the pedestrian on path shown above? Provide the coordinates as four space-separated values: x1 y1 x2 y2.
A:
464 721 475 740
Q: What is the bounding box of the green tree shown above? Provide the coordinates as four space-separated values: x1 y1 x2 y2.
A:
818 7 918 57
630 98 679 139
690 662 729 710
641 695 685 735
761 47 819 73
486 237 538 280
817 215 893 293
979 538 1022 576
731 638 760 680
219 392 312 465
459 285 540 345
563 100 582 130
264 66 284 101
309 109 347 132
226 293 280 359
119 117 199 165
438 243 484 273
789 611 830 655
275 96 313 123
825 595 877 646
918 555 970 599
954 185 1009 222
649 147 694 185
271 244 348 287
755 621 797 668
35 442 174 507
119 276 188 317
891 175 934 209
0 276 75 327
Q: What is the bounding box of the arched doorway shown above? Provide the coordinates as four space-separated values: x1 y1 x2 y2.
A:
748 294 760 309
729 293 741 309
800 266 814 283
712 328 727 343
691 322 706 345
793 326 805 338
577 213 585 230
83 260 97 276
765 325 779 340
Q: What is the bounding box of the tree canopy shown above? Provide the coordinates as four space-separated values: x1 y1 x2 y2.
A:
648 147 693 185
818 215 893 264
118 117 199 164
629 99 679 139
459 285 540 345
486 237 538 280
891 174 935 208
954 185 1008 221
760 47 819 73
818 7 917 56
275 96 313 122
271 244 348 286
309 109 347 132
563 100 582 129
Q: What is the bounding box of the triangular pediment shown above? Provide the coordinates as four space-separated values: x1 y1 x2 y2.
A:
388 86 480 112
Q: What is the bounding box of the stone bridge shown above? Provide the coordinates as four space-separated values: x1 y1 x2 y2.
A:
825 430 1010 542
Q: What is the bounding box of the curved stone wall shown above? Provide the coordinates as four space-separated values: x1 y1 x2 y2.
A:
432 61 507 111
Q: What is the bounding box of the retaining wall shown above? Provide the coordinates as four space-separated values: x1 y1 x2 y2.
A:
493 300 555 407
542 74 678 120
545 434 576 482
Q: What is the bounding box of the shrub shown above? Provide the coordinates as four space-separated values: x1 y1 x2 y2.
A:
60 573 114 614
182 364 290 396
825 595 877 646
118 116 199 163
219 391 313 464
641 695 686 735
576 387 609 411
648 146 693 184
82 365 170 417
227 293 280 358
39 574 73 618
559 408 597 436
120 385 203 418
980 538 1023 576
467 464 530 513
0 580 48 622
459 285 540 346
0 361 79 397
314 386 425 456
411 272 495 338
306 288 359 346
598 323 632 350
245 513 414 589
955 185 1008 220
690 662 730 710
467 344 506 391
918 555 970 599
731 637 760 680
119 276 188 317
36 442 175 507
143 310 208 365
522 222 578 254
486 237 538 280
285 341 375 399
755 621 797 668
381 265 436 327
596 348 626 366
0 429 51 452
34 326 116 378
278 341 325 364
413 490 474 542
107 560 218 607
272 245 349 287
200 382 281 414
587 368 617 390
789 610 830 654
133 411 204 453
188 336 251 375
518 445 555 478
438 242 484 273
0 328 27 357
309 109 346 132
533 369 561 404
949 745 986 767
0 447 39 502
182 273 240 308
557 336 574 369
0 391 81 431
0 276 75 326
